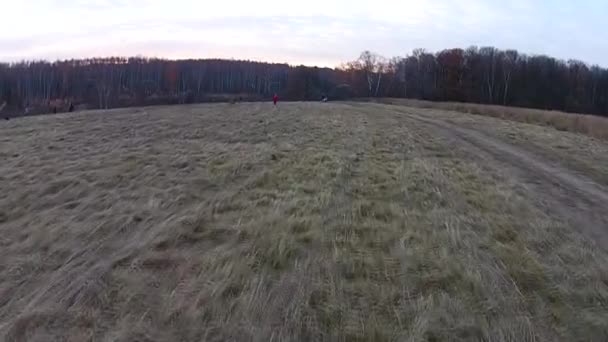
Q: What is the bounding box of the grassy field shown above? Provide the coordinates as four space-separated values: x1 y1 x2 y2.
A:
1 102 607 341
368 98 608 141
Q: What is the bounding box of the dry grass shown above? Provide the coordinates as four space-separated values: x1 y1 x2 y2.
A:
366 98 608 141
381 102 608 187
1 102 607 341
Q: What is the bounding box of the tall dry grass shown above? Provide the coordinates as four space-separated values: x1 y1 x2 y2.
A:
366 98 608 140
1 102 608 340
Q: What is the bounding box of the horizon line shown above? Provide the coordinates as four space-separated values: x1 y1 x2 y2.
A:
1 47 606 69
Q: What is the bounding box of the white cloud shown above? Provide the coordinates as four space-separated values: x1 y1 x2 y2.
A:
1 0 607 67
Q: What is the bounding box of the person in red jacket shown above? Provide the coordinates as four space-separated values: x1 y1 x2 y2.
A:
273 93 278 105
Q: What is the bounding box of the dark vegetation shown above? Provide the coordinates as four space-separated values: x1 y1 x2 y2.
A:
1 46 608 117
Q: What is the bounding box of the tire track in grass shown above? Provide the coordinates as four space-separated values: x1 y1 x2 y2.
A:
405 112 608 249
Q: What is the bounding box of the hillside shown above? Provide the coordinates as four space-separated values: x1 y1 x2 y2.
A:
1 102 607 341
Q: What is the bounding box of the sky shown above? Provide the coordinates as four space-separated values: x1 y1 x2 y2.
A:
1 0 606 67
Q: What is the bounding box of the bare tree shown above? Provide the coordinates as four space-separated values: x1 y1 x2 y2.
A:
502 50 518 105
195 64 206 100
357 51 387 97
480 47 498 103
96 63 114 109
1 49 607 117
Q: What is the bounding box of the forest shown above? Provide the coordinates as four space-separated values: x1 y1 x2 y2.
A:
1 46 607 117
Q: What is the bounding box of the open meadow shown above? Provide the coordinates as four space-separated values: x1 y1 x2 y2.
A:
1 102 608 341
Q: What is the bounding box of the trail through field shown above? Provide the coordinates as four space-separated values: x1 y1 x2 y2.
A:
395 108 608 248
1 102 607 341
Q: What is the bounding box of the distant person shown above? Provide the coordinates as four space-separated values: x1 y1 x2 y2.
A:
68 103 74 112
273 94 278 106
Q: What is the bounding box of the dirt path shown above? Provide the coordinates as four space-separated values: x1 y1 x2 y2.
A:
404 111 608 248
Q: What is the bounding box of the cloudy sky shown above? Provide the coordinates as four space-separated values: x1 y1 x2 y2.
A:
1 0 606 67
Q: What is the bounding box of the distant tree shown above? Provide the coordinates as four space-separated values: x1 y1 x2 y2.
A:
480 47 498 103
436 48 465 101
329 84 353 100
351 51 387 97
1 47 607 117
501 50 518 105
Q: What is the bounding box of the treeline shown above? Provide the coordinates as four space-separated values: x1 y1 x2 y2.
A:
346 48 608 116
1 47 607 116
0 58 323 114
